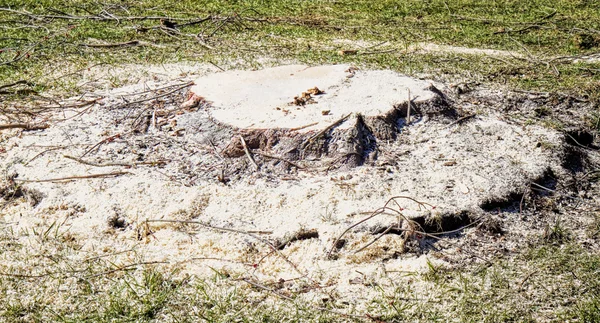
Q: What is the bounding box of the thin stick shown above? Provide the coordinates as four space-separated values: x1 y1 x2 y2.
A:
113 81 194 109
241 278 292 300
289 122 318 132
78 40 151 48
0 123 49 131
240 278 367 319
146 219 305 276
406 89 411 124
327 196 433 257
184 257 253 266
26 146 67 165
81 133 122 158
208 61 225 71
14 171 129 183
517 270 538 291
354 224 399 254
239 135 259 170
254 152 304 169
64 155 166 167
446 114 476 128
0 80 32 91
145 219 273 235
54 98 102 121
83 248 136 262
565 133 593 149
38 97 102 110
84 261 168 279
0 8 199 22
302 113 351 148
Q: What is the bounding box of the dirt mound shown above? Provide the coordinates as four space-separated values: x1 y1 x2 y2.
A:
0 64 587 311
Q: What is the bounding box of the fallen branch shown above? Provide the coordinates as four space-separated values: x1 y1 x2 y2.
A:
0 80 32 91
493 24 544 35
446 113 477 127
78 40 156 48
26 146 68 165
36 97 102 110
81 133 122 158
0 123 49 131
64 155 166 168
289 122 318 132
0 8 198 22
239 135 259 170
14 171 129 183
327 196 433 257
145 219 272 235
113 81 194 109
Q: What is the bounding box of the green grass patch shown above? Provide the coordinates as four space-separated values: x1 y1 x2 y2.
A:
1 0 600 101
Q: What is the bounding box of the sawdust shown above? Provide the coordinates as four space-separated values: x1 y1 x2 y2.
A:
0 63 574 311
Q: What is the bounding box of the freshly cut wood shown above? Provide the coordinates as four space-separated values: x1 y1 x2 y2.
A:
189 65 451 168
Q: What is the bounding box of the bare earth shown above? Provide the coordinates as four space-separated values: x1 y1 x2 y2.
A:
1 62 597 315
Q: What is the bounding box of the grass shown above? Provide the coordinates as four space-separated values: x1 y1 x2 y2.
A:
1 0 600 322
1 216 599 322
1 0 600 101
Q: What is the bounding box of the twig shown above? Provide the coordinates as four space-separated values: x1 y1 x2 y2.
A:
301 113 351 148
359 48 398 55
530 182 556 193
113 81 193 109
328 196 434 257
84 261 168 279
239 135 259 170
241 278 293 300
406 89 411 124
0 35 47 66
145 219 273 235
208 61 225 71
184 257 253 266
353 224 399 254
83 248 136 262
26 146 68 165
0 8 195 22
493 25 544 35
81 133 122 158
175 16 212 28
145 219 305 276
0 80 32 91
289 122 318 132
56 98 102 121
64 155 166 168
0 123 49 131
78 40 154 48
446 114 476 127
239 278 367 319
517 270 538 291
14 171 129 183
565 133 594 149
254 152 304 169
37 97 102 110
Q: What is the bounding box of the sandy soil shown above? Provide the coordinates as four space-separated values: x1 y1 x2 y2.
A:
0 63 583 310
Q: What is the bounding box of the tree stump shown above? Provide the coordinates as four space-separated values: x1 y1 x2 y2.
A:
188 65 453 169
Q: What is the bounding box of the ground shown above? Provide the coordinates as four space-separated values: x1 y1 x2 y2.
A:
0 1 599 322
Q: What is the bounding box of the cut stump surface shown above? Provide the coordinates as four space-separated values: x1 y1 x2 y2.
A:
190 65 450 168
